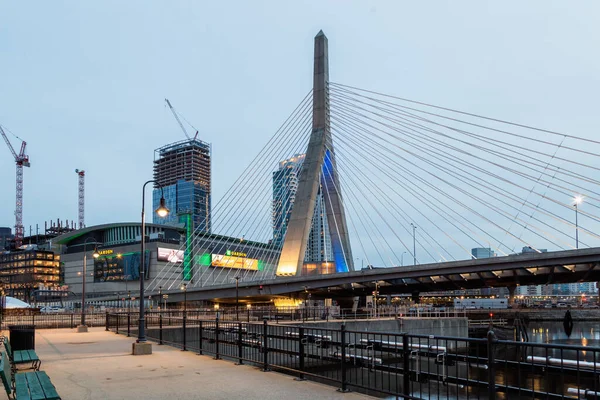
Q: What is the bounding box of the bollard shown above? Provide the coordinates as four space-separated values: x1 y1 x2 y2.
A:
237 322 243 365
159 313 163 345
403 334 410 399
338 325 348 392
198 320 203 355
214 318 220 360
105 311 109 331
487 330 497 400
262 319 269 371
296 327 305 381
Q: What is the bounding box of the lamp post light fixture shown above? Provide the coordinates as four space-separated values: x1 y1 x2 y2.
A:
133 180 169 355
158 286 162 311
574 196 583 249
77 237 100 333
180 283 187 314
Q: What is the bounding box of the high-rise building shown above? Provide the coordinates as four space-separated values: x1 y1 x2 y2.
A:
471 247 496 259
152 138 211 233
272 154 333 263
0 227 13 251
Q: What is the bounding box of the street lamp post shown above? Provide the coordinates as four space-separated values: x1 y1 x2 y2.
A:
180 283 187 314
401 252 407 267
77 237 99 333
410 223 417 266
158 286 162 311
235 276 240 321
574 196 583 249
133 180 169 355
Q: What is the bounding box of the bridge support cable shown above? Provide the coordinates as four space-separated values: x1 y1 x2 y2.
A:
329 96 600 243
185 113 313 288
330 122 505 260
330 94 600 212
330 113 568 256
329 108 527 254
321 147 403 267
330 123 489 260
328 87 600 251
319 151 389 267
330 82 600 154
329 87 600 229
330 111 590 250
330 85 600 186
153 106 312 290
147 91 314 291
325 138 451 263
329 90 600 213
330 110 576 253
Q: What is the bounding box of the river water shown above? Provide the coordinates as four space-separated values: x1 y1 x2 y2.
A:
527 320 600 347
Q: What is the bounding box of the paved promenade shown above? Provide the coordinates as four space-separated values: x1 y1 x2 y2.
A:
33 327 375 400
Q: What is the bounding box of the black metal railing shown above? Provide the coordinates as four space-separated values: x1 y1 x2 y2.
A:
107 311 600 399
1 312 107 330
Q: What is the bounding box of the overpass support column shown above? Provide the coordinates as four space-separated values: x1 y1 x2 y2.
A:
507 286 517 307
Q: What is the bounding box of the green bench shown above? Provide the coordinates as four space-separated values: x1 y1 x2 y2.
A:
3 340 40 372
0 352 61 400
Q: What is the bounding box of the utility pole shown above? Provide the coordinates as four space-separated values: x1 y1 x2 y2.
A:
410 223 417 266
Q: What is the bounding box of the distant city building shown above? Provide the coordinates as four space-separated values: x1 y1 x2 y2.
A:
521 246 547 254
0 227 13 251
152 138 211 233
471 247 496 259
272 154 333 264
0 249 61 301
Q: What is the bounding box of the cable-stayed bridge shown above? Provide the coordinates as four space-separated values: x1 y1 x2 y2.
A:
147 31 600 303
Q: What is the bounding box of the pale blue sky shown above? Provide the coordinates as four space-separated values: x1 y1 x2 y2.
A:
1 1 599 259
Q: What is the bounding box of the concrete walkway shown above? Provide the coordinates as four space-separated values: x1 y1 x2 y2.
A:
32 327 375 400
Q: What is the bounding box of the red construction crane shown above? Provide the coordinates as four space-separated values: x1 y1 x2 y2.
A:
0 124 30 248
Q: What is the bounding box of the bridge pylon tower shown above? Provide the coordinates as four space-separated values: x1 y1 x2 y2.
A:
276 30 354 276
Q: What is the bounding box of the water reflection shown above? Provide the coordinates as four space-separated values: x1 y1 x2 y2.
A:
527 321 600 347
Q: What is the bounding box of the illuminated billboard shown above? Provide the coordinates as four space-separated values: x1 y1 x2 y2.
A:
211 254 259 270
157 248 184 263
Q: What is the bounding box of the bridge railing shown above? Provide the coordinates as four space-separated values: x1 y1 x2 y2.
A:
1 312 107 330
107 311 600 399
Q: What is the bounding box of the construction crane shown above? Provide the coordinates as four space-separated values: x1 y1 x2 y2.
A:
75 169 85 229
0 124 30 248
165 98 199 140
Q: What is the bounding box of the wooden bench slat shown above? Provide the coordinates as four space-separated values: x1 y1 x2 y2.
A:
27 350 40 362
15 374 31 400
24 372 45 400
36 372 60 400
15 351 25 363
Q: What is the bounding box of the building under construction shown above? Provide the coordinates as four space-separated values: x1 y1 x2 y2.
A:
152 138 211 233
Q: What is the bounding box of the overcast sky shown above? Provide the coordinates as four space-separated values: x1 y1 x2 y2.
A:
1 1 599 260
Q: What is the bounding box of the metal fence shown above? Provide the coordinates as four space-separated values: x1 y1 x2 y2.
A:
107 311 600 399
1 313 107 330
